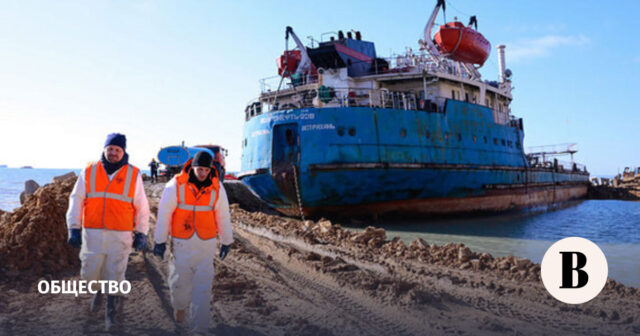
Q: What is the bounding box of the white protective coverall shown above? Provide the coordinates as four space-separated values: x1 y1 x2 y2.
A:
155 177 233 333
66 166 150 286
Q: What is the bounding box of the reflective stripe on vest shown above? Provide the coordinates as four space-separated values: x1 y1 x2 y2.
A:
176 183 216 211
86 162 135 203
170 177 220 240
83 162 138 231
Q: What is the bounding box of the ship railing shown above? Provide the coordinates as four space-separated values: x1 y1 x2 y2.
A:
258 54 484 94
255 87 454 112
526 154 587 173
526 143 578 156
259 74 321 93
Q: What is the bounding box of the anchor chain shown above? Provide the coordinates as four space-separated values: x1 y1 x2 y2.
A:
291 163 305 222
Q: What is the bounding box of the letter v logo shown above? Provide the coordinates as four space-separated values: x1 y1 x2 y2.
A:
541 237 608 304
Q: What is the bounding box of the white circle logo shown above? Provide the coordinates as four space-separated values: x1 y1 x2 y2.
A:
541 237 608 304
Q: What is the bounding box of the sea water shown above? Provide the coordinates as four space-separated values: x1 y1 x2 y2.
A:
346 201 640 288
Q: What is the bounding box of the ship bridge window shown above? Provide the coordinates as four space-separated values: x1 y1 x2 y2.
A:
465 93 469 102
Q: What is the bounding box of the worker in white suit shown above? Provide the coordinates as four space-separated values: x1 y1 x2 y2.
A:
153 150 233 334
66 133 150 331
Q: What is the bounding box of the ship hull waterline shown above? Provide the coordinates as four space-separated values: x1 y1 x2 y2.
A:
273 184 587 218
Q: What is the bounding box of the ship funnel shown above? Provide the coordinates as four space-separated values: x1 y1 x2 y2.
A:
497 44 506 82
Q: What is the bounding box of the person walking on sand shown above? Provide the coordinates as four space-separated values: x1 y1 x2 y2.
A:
66 133 150 331
153 150 233 334
148 158 159 183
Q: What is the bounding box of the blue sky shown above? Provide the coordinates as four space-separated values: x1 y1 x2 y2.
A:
0 0 637 176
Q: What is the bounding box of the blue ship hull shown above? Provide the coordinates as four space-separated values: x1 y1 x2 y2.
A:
239 100 589 217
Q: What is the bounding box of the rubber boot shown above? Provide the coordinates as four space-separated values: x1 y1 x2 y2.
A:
90 292 103 312
105 295 118 331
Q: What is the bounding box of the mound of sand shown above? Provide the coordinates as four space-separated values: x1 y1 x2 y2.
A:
231 206 639 298
0 173 79 280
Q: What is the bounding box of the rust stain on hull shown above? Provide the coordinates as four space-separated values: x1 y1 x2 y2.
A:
277 184 588 217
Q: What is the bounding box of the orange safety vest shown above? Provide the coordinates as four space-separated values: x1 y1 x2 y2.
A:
83 161 139 231
170 162 220 240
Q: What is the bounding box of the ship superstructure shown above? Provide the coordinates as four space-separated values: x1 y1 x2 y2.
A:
239 1 589 217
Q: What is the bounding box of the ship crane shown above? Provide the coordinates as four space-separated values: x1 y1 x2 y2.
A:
274 26 314 106
285 26 313 77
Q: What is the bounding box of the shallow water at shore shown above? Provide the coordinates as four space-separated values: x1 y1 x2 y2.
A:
346 200 640 287
0 168 80 211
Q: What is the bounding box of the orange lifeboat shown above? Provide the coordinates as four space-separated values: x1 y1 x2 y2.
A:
434 21 490 66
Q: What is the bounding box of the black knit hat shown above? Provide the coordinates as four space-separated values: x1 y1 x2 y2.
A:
192 151 213 168
104 133 126 150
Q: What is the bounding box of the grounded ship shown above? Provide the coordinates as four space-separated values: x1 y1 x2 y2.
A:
239 0 589 217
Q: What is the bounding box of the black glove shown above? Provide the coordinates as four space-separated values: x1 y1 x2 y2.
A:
153 243 166 260
219 244 231 260
132 232 147 251
67 229 82 248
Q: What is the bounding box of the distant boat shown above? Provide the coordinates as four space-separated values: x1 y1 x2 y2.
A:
20 166 33 169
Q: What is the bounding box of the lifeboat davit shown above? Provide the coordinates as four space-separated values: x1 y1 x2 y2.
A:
434 21 491 66
277 50 318 77
277 50 301 77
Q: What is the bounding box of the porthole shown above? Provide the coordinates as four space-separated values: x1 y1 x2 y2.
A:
337 127 345 136
400 128 407 138
425 131 430 139
472 135 477 143
348 127 356 136
444 132 449 140
483 136 487 144
457 133 462 141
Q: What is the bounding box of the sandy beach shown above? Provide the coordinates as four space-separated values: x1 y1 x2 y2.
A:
0 176 638 335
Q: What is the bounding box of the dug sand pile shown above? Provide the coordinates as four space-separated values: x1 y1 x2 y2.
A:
0 173 79 280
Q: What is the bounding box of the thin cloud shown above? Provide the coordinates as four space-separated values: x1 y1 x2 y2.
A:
505 35 590 63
